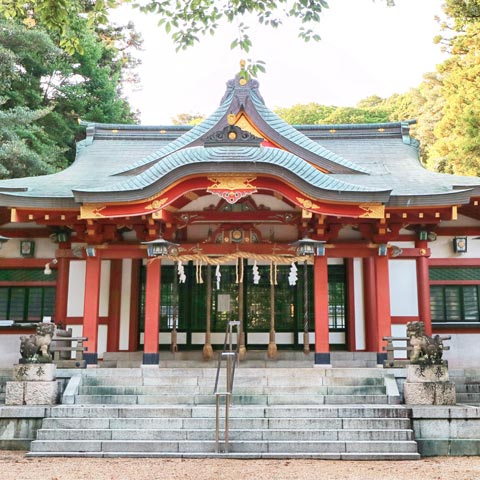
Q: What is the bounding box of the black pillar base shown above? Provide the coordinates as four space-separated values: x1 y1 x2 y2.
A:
84 352 98 365
377 352 387 365
314 352 331 365
143 352 159 365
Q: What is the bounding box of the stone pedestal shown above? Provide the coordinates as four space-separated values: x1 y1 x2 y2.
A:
404 364 456 405
5 363 58 406
13 363 56 382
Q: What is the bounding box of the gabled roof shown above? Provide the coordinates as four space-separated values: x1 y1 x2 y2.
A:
0 70 479 211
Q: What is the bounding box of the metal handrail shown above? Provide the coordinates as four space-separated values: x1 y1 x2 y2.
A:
214 320 240 453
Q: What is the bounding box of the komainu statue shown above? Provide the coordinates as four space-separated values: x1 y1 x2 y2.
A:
20 322 56 363
406 321 444 366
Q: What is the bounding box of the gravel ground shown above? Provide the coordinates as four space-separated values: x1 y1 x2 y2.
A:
2 452 480 480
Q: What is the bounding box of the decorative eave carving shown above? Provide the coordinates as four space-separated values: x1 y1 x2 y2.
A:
203 124 263 147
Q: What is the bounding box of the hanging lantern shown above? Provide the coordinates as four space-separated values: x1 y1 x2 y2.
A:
142 236 179 257
290 237 325 256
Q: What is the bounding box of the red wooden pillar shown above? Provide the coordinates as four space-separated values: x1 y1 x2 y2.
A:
374 255 392 363
416 240 432 335
54 256 70 325
83 256 101 364
314 255 330 364
363 257 377 352
129 260 141 352
345 258 356 351
107 259 122 353
143 258 161 364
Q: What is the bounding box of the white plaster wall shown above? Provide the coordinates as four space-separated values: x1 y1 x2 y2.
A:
443 334 480 368
191 332 236 345
0 228 55 259
328 258 344 265
66 260 111 317
119 259 132 350
430 235 480 259
98 324 108 359
389 259 418 316
67 261 86 317
353 258 366 350
247 332 269 344
329 332 346 344
298 332 315 344
0 335 23 368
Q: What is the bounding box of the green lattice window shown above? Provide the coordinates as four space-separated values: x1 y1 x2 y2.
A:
431 285 480 322
0 286 56 322
430 267 480 281
329 266 346 330
0 269 57 281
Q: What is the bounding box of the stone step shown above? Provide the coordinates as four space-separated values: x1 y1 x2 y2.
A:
29 439 419 454
48 404 411 418
117 375 384 388
455 384 480 393
73 393 390 406
76 367 386 378
456 393 480 404
36 428 414 442
42 416 412 430
77 385 387 396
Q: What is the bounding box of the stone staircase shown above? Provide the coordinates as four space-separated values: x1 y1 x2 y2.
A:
451 369 480 406
27 366 419 459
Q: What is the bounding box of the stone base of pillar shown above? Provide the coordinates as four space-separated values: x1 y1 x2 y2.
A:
314 352 330 364
84 353 98 365
142 352 159 365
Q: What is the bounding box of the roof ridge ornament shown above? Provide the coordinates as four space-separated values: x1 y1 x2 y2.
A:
203 124 263 147
219 60 265 105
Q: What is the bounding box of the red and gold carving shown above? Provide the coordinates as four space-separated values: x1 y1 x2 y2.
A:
207 176 257 204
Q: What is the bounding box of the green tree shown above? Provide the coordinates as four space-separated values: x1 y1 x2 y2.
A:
274 102 390 125
171 113 205 125
426 1 480 175
0 21 65 178
0 16 140 177
274 103 335 124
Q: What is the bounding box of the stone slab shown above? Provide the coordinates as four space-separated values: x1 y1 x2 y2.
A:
25 381 58 405
404 382 456 405
5 382 25 405
7 381 59 405
406 364 449 383
13 363 56 382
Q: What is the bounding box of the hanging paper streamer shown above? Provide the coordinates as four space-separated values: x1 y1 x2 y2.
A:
269 261 278 285
195 261 204 284
252 260 260 285
215 264 221 289
177 260 186 284
288 262 298 286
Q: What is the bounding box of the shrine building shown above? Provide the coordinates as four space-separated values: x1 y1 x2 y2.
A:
1 69 480 368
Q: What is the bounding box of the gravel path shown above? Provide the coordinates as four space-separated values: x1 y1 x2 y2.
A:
2 452 480 480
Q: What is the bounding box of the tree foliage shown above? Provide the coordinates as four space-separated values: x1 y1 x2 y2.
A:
274 102 390 125
427 0 480 175
0 14 140 178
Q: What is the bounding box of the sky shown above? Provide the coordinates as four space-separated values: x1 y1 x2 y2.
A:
110 0 446 125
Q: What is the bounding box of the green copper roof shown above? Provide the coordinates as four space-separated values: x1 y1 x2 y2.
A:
73 145 390 204
248 90 371 174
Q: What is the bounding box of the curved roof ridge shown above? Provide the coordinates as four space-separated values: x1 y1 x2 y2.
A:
74 145 389 202
249 91 372 175
112 90 235 175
